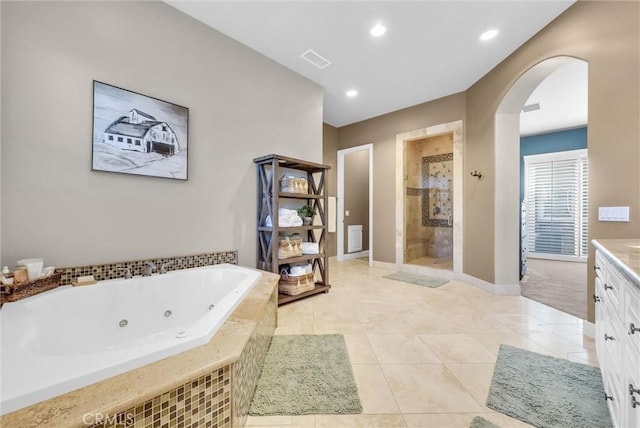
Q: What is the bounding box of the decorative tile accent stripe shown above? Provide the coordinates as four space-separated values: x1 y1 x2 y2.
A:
422 153 454 228
58 251 238 286
405 187 424 197
92 367 232 428
233 290 277 427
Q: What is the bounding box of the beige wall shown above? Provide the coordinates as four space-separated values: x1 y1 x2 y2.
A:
322 123 338 257
327 1 639 322
337 93 466 263
466 0 639 321
344 150 370 253
1 1 322 268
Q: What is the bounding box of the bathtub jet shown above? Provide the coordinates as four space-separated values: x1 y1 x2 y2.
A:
0 263 260 415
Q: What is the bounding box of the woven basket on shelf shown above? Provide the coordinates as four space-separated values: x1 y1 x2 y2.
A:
278 272 315 295
0 271 62 303
280 176 308 194
278 236 303 259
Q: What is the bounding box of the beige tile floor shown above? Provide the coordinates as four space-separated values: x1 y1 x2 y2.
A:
246 259 597 428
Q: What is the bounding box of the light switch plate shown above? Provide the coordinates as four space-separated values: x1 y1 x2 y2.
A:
598 206 630 222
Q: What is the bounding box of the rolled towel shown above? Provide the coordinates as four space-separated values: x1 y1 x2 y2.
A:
301 242 319 255
279 208 298 219
289 216 303 227
304 263 313 274
290 265 305 276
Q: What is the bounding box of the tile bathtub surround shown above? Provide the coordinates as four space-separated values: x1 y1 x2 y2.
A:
233 291 278 428
57 251 238 285
0 270 279 428
93 367 233 428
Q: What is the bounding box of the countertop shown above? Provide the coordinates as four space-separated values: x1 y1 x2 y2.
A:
592 238 640 286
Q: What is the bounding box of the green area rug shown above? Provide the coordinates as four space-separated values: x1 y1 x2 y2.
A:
469 416 501 428
487 344 612 428
249 334 363 415
383 272 449 288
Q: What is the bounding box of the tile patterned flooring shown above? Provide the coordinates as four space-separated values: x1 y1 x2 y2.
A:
246 260 597 428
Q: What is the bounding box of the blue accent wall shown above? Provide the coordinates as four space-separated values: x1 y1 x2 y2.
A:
519 127 587 278
520 127 587 204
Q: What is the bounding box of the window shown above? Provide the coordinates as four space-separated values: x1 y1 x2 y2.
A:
108 135 114 141
117 136 123 143
135 140 141 146
524 149 588 261
127 138 132 144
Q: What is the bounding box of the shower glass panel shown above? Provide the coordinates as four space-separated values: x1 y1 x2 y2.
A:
404 134 453 270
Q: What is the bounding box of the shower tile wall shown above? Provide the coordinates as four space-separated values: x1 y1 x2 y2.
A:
405 134 453 264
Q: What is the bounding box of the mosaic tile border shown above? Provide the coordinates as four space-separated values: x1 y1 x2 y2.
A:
91 366 232 428
58 251 237 286
232 290 277 427
421 153 453 228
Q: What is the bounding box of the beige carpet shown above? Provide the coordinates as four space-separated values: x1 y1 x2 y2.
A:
520 259 587 320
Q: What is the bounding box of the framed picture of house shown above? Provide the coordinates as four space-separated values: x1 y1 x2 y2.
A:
92 81 189 180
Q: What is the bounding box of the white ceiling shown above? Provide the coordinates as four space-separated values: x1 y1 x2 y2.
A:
520 60 588 136
167 1 581 131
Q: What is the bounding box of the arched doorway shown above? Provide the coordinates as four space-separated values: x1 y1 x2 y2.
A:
494 56 588 310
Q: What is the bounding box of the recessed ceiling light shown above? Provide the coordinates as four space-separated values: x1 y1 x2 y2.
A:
346 89 358 98
370 24 387 37
480 29 499 41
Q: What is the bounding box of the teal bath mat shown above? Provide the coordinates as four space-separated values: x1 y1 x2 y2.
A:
383 272 449 288
487 344 611 428
249 334 362 415
469 416 501 428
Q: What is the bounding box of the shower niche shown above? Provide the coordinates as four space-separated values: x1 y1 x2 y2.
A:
404 133 453 269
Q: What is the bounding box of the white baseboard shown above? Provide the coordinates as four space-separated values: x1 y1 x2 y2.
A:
371 260 396 270
582 319 595 338
455 272 496 294
494 283 522 295
342 250 369 261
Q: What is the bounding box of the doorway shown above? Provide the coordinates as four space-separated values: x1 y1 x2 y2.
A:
495 56 588 319
337 144 373 263
396 120 463 278
404 134 454 270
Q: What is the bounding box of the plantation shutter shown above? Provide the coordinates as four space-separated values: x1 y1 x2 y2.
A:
525 150 588 261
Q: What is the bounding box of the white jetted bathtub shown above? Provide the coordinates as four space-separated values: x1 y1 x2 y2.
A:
0 263 261 415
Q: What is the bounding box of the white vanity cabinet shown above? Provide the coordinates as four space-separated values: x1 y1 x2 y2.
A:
593 239 640 428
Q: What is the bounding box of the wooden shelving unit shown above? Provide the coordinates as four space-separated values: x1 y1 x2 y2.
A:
254 154 330 305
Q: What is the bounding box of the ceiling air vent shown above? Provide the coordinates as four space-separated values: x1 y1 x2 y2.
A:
300 49 332 69
522 102 541 113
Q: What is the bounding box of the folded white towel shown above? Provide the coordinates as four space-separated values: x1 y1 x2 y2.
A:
301 242 319 254
278 208 299 218
288 216 303 227
304 263 313 274
265 214 303 227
